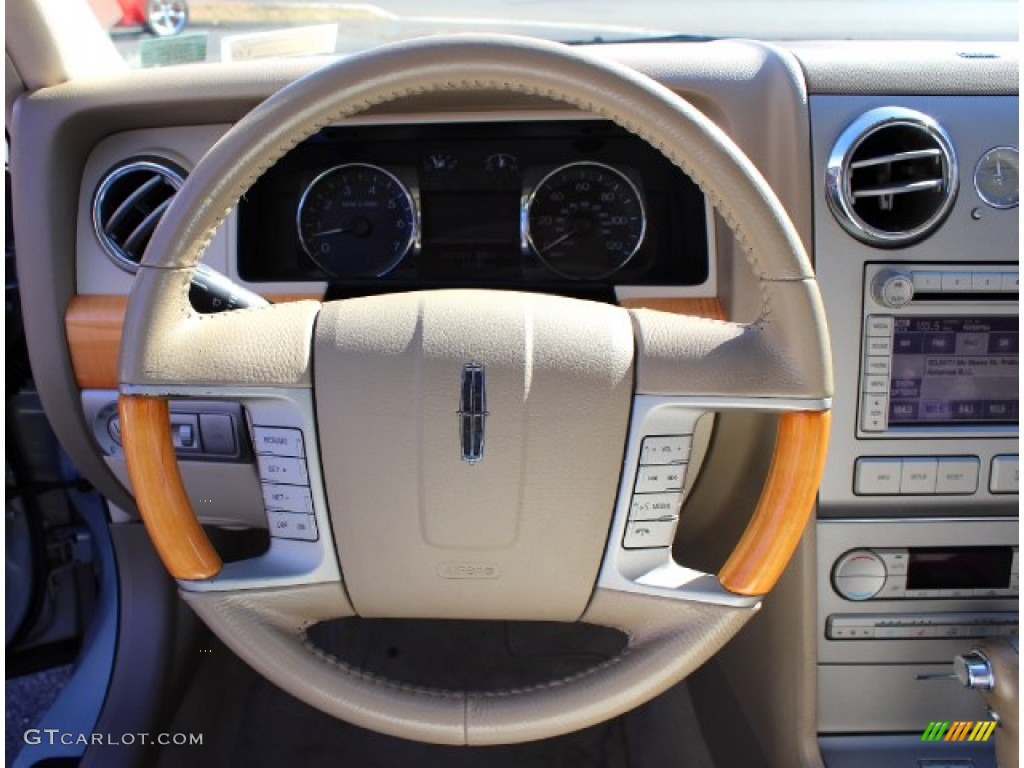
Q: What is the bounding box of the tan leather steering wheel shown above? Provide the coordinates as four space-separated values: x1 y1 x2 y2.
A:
117 35 832 745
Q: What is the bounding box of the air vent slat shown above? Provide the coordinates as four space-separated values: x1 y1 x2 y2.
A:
851 179 945 199
92 159 185 272
849 148 943 170
826 107 958 247
105 175 166 237
121 197 173 256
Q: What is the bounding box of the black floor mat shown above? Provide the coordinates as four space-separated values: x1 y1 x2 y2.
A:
156 619 714 768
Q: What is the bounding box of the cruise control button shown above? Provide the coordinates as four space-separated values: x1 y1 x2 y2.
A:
267 510 318 541
257 455 309 486
623 519 677 549
634 465 685 493
252 426 305 457
262 483 313 514
639 436 691 465
629 492 682 521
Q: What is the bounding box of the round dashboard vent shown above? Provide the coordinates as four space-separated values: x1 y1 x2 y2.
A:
826 107 958 247
92 158 186 272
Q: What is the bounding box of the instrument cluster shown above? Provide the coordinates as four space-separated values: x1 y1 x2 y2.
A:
238 120 709 294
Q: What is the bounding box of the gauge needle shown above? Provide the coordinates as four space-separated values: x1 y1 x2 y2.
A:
311 226 349 237
540 229 578 254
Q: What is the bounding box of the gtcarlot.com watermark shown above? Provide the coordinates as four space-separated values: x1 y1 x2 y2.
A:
24 729 203 747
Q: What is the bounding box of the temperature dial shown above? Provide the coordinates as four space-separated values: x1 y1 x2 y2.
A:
833 549 888 601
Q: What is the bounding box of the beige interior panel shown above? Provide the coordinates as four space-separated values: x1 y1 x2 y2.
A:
314 290 634 620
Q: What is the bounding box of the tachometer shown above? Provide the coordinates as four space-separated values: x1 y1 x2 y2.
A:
297 163 418 278
524 161 645 280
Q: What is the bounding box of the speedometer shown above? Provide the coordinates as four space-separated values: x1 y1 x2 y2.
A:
297 163 418 278
524 161 645 280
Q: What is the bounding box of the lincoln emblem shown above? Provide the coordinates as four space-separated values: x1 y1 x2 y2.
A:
458 363 488 463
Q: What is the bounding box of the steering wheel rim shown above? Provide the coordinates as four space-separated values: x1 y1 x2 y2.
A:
117 34 832 745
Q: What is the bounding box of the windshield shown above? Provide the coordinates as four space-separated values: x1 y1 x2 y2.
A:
89 0 1018 67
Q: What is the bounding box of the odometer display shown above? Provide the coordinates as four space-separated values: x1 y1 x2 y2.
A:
525 162 646 280
297 163 417 278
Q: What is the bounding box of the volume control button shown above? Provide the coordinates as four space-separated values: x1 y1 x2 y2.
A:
872 270 915 308
833 549 888 601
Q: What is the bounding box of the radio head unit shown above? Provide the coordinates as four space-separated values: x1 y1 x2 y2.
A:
859 263 1019 439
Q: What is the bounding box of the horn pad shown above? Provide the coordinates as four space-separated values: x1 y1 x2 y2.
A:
313 290 634 620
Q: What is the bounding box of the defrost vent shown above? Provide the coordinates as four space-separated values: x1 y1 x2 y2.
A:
826 107 958 247
92 158 186 272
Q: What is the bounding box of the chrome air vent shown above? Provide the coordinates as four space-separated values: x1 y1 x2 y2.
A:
92 158 186 272
826 107 958 247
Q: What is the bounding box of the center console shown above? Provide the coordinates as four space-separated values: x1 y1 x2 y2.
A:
811 93 1019 764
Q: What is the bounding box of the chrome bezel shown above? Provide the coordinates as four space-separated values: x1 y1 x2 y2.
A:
973 145 1019 210
91 159 186 273
825 107 959 247
522 160 647 280
296 162 419 279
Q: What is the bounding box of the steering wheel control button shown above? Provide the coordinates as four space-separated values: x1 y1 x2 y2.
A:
262 484 313 514
170 414 200 452
252 426 305 457
267 510 319 541
199 413 238 456
639 436 691 465
257 455 310 486
854 458 902 495
634 465 685 494
833 549 888 601
623 520 677 549
989 455 1019 494
628 493 682 521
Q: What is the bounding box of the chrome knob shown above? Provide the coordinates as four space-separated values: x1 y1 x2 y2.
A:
954 651 995 690
871 270 914 308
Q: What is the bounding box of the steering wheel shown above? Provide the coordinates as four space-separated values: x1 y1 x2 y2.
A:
117 35 832 745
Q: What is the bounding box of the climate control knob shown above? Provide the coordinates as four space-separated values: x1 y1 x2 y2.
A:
872 270 915 308
833 549 888 601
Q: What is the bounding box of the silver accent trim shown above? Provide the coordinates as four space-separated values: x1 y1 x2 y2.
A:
598 394 829 609
457 362 488 464
92 159 185 273
825 107 959 247
522 160 646 280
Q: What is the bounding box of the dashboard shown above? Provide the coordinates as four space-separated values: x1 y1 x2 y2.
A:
8 34 1019 768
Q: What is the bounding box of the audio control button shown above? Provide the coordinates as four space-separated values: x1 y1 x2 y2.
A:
873 271 914 307
911 271 942 292
866 315 894 336
990 455 1019 494
854 457 901 494
900 457 938 494
860 396 889 433
941 271 973 292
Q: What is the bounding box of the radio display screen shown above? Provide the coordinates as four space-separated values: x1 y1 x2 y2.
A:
888 316 1018 426
907 547 1014 590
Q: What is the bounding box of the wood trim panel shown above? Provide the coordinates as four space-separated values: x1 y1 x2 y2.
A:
617 297 726 320
718 410 831 596
65 293 324 389
66 295 127 389
118 395 222 580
